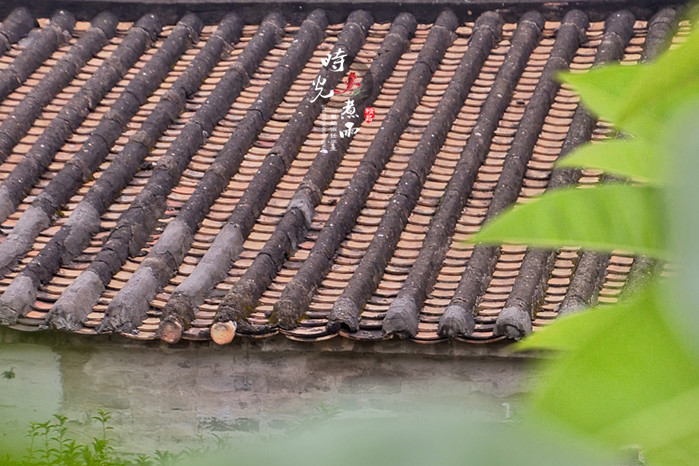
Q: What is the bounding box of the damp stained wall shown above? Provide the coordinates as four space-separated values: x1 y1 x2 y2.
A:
0 334 535 454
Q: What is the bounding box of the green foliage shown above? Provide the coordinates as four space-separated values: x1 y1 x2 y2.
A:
471 184 664 257
662 104 699 356
286 401 341 434
560 64 642 133
561 28 699 140
2 402 346 466
517 285 699 463
556 139 662 185
466 16 699 466
16 413 120 466
3 410 236 466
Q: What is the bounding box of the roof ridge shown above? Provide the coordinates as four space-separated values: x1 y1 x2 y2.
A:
0 14 199 283
322 11 505 336
477 9 637 339
0 11 75 102
43 13 244 331
0 8 35 58
384 9 553 339
272 9 463 331
427 8 594 341
92 11 327 334
494 9 677 339
0 12 204 324
0 11 81 165
0 13 139 280
0 12 161 228
50 12 283 333
135 10 378 343
206 12 418 345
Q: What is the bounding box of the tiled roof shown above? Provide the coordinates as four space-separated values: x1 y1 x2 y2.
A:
0 4 687 344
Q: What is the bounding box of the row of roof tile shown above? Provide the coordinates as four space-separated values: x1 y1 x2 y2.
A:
0 4 687 345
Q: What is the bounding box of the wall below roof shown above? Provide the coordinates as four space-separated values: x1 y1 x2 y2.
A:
0 331 537 456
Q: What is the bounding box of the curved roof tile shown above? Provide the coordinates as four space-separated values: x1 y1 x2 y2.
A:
0 4 686 345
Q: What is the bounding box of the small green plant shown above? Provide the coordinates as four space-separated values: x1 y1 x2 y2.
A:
287 401 341 434
24 421 40 464
18 414 104 465
133 454 152 466
152 450 183 466
1 401 350 465
83 409 117 465
4 409 219 465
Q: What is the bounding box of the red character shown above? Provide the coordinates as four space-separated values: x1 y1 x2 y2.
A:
334 72 361 95
364 107 375 123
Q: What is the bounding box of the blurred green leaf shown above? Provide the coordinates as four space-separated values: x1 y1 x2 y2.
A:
512 18 699 466
514 306 618 352
470 184 665 257
559 65 641 128
560 26 699 140
522 284 699 465
665 103 699 356
557 139 662 185
616 28 699 138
